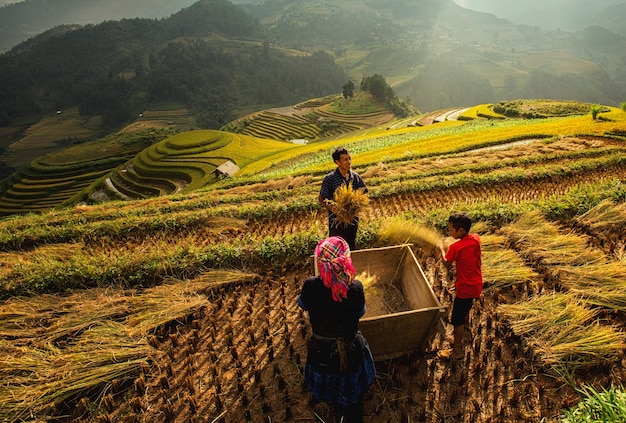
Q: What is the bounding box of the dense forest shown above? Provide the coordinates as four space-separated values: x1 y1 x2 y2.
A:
0 0 198 51
0 0 345 128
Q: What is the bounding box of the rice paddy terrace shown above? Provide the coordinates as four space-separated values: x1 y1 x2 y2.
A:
2 103 626 422
224 96 396 142
0 95 395 216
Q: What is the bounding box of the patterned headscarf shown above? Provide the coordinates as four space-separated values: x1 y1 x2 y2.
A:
314 236 355 302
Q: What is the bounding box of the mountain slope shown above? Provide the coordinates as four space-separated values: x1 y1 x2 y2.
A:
0 0 198 52
0 0 344 128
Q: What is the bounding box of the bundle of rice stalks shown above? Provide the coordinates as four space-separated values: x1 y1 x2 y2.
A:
360 162 388 179
501 211 605 266
43 292 132 345
125 281 211 336
499 292 625 368
358 271 409 317
378 217 443 248
556 262 626 311
1 322 152 422
326 184 369 227
481 234 540 291
576 199 626 231
233 175 313 194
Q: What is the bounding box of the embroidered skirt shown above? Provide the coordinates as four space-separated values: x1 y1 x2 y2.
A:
304 332 376 406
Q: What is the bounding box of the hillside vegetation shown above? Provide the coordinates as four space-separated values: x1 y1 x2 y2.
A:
0 90 410 214
3 0 626 182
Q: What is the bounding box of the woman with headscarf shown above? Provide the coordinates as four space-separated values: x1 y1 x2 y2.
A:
297 236 376 423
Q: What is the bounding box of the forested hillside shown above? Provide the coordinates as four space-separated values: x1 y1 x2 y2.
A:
0 0 197 51
240 0 626 110
0 0 344 128
2 0 626 132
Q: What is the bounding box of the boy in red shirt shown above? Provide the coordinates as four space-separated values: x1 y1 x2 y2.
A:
438 212 483 360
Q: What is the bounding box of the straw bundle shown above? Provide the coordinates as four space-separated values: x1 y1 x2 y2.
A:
378 217 443 248
555 262 626 311
125 281 212 336
481 234 539 291
326 184 369 227
501 211 605 266
576 199 626 230
482 249 539 290
360 162 388 179
499 292 626 367
228 175 313 194
358 271 409 317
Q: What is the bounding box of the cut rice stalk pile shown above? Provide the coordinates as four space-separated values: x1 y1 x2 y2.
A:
326 184 369 227
576 199 626 230
499 292 626 368
378 217 443 248
501 210 605 266
481 234 540 291
358 271 409 317
555 262 626 311
0 270 255 422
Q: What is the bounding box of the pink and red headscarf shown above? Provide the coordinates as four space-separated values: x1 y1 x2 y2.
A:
315 236 355 302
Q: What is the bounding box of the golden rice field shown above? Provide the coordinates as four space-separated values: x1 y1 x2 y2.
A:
1 101 626 422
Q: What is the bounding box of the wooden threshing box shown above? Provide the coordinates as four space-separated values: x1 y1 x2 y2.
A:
316 244 445 359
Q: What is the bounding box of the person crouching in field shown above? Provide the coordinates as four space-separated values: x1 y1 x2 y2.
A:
438 212 483 361
298 236 376 422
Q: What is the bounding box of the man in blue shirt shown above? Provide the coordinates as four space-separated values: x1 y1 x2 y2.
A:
319 147 368 250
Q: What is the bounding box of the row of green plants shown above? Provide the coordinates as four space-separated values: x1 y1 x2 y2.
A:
562 384 626 422
0 157 617 256
1 178 624 300
2 139 623 252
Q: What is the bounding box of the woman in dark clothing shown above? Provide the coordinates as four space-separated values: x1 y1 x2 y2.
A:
297 236 376 423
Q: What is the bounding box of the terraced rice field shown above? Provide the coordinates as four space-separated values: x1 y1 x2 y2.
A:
2 130 626 422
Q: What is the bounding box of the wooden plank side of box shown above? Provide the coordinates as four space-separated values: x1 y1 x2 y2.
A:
360 307 442 358
400 247 440 309
349 245 406 283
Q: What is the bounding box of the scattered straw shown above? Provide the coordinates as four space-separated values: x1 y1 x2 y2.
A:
358 271 409 317
0 270 255 422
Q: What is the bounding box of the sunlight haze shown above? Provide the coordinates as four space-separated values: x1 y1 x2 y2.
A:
451 0 626 30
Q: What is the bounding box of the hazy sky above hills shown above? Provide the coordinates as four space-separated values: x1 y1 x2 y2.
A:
452 0 626 30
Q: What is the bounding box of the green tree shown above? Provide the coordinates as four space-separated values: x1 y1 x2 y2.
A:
342 80 354 99
590 104 602 120
360 74 393 103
